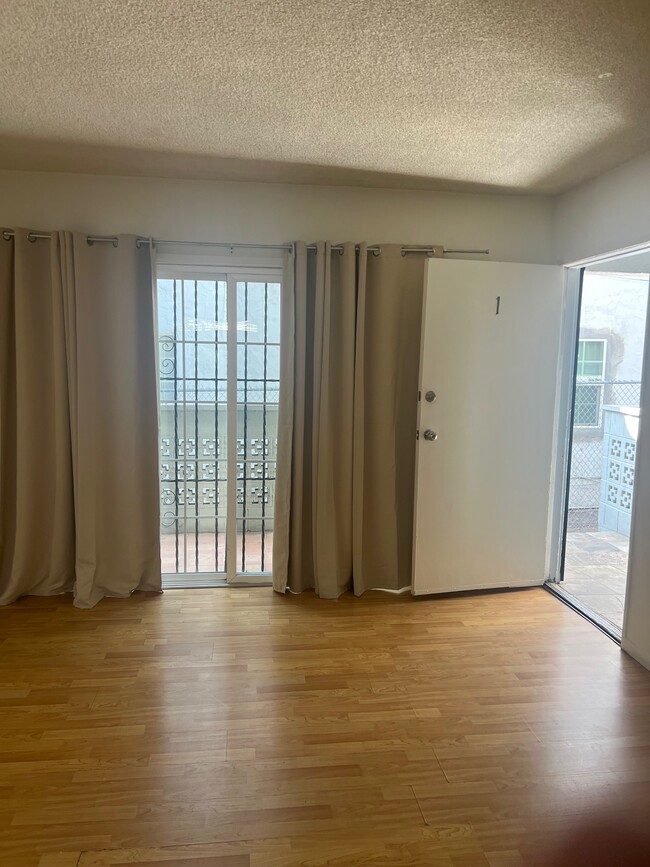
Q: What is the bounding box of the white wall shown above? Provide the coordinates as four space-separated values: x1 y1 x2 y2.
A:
555 149 650 670
625 299 650 671
0 170 555 265
554 151 650 264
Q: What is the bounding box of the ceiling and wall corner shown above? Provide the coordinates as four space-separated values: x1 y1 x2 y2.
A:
0 169 556 264
1 0 649 196
554 150 650 264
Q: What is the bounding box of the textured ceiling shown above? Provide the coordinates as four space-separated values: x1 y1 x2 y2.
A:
1 0 649 194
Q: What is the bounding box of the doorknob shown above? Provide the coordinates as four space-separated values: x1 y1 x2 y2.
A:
425 390 436 402
423 429 438 441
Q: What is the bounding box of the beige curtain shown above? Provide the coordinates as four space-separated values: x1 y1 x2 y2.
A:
273 242 424 597
0 229 161 608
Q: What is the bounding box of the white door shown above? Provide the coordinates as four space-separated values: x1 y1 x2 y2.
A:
412 259 564 595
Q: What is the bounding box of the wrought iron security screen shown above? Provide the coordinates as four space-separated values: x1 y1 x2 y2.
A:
157 269 281 585
235 280 280 573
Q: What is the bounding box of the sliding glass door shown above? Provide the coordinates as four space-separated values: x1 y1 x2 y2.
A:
157 266 281 586
554 253 650 634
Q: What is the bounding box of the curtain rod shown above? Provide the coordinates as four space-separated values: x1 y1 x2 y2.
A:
1 231 489 257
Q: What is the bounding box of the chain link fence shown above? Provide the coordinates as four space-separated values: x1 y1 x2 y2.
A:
567 381 641 531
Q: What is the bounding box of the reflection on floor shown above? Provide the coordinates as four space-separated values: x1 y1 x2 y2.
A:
3 588 650 866
562 530 628 631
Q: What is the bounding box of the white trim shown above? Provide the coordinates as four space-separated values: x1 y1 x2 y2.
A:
563 239 650 268
621 267 650 661
621 637 650 671
546 267 581 582
180 277 188 574
226 272 238 583
157 263 282 281
411 259 431 595
229 574 273 586
156 247 284 272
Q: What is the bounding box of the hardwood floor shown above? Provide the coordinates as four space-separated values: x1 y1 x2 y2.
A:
1 587 649 866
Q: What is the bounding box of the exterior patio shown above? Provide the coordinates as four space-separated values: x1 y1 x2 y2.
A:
560 388 640 634
161 530 273 578
561 530 628 631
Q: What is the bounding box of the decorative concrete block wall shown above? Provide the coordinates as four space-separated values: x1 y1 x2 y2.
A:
599 406 639 536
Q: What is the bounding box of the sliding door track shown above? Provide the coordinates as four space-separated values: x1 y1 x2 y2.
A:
544 582 621 644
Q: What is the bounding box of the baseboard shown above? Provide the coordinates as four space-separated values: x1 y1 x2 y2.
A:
621 637 650 672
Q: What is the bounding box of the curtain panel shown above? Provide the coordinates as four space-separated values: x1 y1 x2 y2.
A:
0 229 161 608
273 242 424 598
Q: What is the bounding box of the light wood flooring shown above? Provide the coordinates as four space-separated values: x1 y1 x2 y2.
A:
1 587 650 866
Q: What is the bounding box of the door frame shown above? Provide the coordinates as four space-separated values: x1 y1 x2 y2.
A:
546 239 650 586
156 258 283 587
545 267 582 582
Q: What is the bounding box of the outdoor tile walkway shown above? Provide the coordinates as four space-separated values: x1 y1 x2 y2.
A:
161 530 273 576
562 530 629 631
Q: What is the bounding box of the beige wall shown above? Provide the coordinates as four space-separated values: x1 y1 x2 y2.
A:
0 170 555 264
554 150 650 264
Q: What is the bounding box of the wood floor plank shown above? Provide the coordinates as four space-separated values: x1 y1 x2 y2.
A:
1 587 650 865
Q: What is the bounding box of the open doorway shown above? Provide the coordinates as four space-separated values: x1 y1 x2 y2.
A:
557 251 650 634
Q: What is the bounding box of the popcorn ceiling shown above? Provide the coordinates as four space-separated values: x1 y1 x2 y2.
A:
1 0 649 193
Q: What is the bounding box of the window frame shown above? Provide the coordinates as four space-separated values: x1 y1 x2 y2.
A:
574 338 607 428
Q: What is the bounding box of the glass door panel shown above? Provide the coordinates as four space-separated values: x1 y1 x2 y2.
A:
234 279 280 576
157 270 281 585
158 277 229 580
